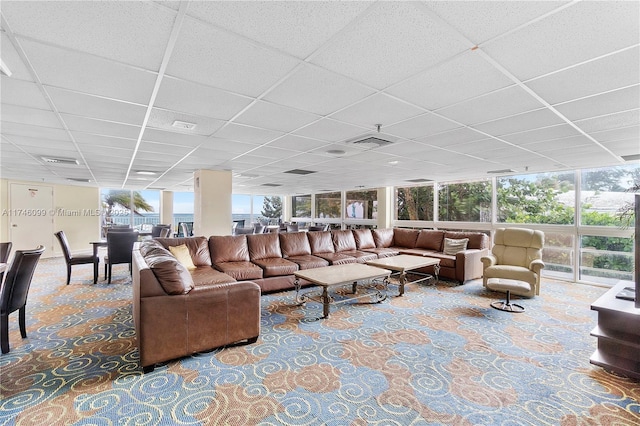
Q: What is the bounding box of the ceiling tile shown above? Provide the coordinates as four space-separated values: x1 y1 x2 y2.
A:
20 39 157 105
383 113 461 140
502 124 580 146
266 135 329 152
590 125 640 144
387 51 514 111
147 108 225 136
601 138 640 158
1 1 176 70
311 2 470 89
575 110 640 134
72 132 136 150
437 85 544 125
526 46 640 105
554 85 640 121
1 33 34 81
426 1 566 45
331 93 424 128
483 1 640 80
62 115 141 139
141 128 210 147
473 108 565 136
235 101 321 133
167 16 300 97
416 127 486 148
1 78 49 109
1 122 70 141
1 104 61 128
293 119 365 143
186 1 372 58
213 123 284 145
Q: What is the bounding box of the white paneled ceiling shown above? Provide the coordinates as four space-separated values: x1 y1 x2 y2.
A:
1 0 638 194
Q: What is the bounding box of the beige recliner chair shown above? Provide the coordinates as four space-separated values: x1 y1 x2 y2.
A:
481 228 545 310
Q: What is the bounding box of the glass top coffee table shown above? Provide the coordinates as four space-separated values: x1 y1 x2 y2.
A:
366 255 440 296
294 263 391 319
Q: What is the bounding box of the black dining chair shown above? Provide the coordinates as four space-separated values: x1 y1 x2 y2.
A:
0 242 12 283
54 231 98 285
151 224 171 238
104 231 138 283
0 245 45 354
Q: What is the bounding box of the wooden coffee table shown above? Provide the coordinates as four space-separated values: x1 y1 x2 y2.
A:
366 255 440 296
293 263 391 319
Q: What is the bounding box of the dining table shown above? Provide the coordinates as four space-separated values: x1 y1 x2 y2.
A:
90 241 107 283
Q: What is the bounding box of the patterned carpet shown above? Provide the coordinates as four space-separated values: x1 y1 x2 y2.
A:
0 257 639 425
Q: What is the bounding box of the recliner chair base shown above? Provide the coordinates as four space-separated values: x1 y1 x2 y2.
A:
491 290 524 313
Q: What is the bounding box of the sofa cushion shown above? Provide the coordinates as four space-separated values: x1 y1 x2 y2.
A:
353 229 376 249
361 247 399 258
252 258 298 277
314 252 356 265
416 230 444 252
190 266 236 286
287 254 329 270
332 230 357 252
308 231 335 254
443 238 469 255
209 235 250 263
279 232 312 257
373 228 394 248
393 228 420 248
139 239 168 257
340 250 378 263
155 236 211 266
145 253 194 295
247 233 282 260
214 261 263 280
169 244 196 270
444 231 489 250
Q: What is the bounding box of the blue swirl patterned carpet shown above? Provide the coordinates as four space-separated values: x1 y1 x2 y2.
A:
1 257 639 425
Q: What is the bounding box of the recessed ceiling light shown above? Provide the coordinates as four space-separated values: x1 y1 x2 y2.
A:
67 178 91 183
285 169 316 175
41 156 79 165
388 160 399 165
405 178 432 183
136 170 157 175
327 149 346 155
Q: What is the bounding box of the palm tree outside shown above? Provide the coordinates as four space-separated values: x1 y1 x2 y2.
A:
102 190 154 226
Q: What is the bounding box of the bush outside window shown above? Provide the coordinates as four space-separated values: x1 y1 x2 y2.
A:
439 180 491 222
315 192 341 219
396 185 433 221
292 194 311 218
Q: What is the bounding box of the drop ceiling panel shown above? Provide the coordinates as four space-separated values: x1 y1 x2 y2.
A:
525 46 640 105
591 126 640 144
141 128 210 147
331 93 424 129
0 33 34 82
235 101 320 133
294 119 365 143
46 87 147 125
1 122 70 141
527 135 598 154
263 64 375 116
554 86 640 121
575 109 640 134
437 86 544 125
449 139 512 155
416 127 487 148
4 134 76 151
601 138 640 157
387 51 514 110
425 1 566 45
1 78 50 109
186 1 372 59
473 108 565 136
1 104 61 128
501 124 580 146
213 123 284 145
154 77 253 120
167 17 300 97
72 133 136 150
311 2 470 89
483 1 640 80
61 115 141 139
147 108 224 136
20 39 157 105
1 1 176 70
266 135 329 152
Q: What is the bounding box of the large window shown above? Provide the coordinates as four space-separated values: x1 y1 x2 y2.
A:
580 164 639 226
497 172 575 224
173 191 194 232
232 194 252 227
291 194 311 218
255 195 282 225
100 189 157 231
315 192 341 219
580 235 634 284
345 189 378 220
439 180 491 222
396 185 433 221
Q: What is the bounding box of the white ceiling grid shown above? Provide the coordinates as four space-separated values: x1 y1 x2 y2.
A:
0 0 638 195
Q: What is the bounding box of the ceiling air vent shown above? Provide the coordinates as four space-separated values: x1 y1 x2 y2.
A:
284 169 316 175
262 183 282 187
41 156 79 165
405 178 432 183
350 136 395 149
67 178 91 183
622 154 640 162
487 169 516 174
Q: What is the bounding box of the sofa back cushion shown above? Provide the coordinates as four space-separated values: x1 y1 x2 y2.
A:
144 252 194 295
332 230 358 252
209 235 250 263
373 228 394 248
155 236 211 266
415 230 444 251
307 231 335 254
139 239 166 257
444 231 489 251
393 228 419 248
353 229 376 249
279 232 312 257
247 233 282 260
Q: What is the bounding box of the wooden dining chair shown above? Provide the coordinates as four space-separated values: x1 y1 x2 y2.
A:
54 231 98 285
0 245 45 353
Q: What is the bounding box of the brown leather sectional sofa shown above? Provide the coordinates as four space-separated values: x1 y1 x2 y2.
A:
132 228 488 371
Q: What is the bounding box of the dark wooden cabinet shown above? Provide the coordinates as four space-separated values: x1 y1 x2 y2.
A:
590 281 640 379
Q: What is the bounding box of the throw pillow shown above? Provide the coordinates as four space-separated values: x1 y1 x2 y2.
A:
443 238 469 255
169 244 196 270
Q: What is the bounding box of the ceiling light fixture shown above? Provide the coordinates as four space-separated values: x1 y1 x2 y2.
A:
172 120 197 130
327 149 346 155
388 160 399 165
135 170 157 175
41 156 79 165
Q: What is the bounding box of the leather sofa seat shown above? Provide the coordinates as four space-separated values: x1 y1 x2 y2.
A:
209 235 263 280
370 228 400 257
332 230 378 263
278 232 329 270
247 233 299 278
307 231 356 265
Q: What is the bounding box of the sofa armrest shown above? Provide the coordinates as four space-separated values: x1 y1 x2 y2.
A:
456 248 488 283
481 253 497 268
529 259 545 274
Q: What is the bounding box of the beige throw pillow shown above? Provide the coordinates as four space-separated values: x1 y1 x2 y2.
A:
169 244 196 270
443 238 469 255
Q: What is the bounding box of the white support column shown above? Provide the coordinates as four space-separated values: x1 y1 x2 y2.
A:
194 170 232 236
160 191 173 227
377 187 393 229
